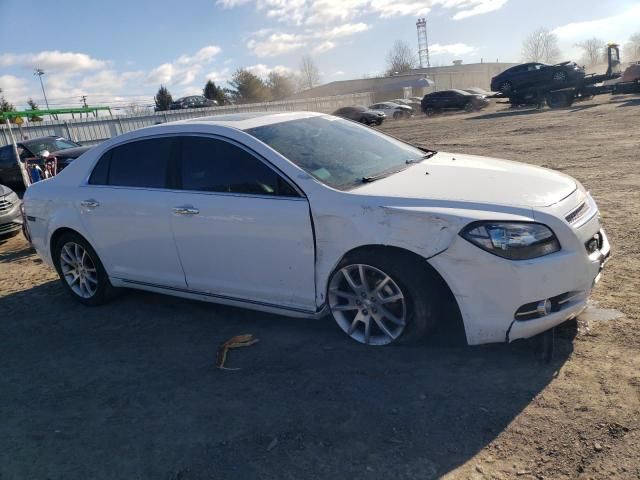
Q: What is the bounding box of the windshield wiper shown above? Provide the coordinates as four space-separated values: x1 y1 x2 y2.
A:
406 151 437 164
362 152 437 183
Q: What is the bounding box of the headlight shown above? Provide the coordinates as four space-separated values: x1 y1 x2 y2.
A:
460 222 560 260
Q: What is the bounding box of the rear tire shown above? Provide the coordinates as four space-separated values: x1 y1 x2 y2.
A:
327 250 436 345
53 232 115 306
546 91 574 108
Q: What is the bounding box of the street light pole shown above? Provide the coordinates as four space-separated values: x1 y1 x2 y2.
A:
33 68 50 110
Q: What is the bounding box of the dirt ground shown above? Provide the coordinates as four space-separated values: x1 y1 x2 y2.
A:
1 95 639 480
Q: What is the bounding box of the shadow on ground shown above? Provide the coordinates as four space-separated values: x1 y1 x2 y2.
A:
467 108 547 120
0 281 576 480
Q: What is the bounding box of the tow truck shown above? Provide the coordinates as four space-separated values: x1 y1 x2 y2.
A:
494 44 639 109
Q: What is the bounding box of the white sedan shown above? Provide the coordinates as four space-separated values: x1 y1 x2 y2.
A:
23 112 610 346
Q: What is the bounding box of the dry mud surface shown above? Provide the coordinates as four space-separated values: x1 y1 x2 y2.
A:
1 95 639 479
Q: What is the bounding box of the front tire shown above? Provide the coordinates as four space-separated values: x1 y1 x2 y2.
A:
53 232 115 306
464 101 474 112
393 111 402 120
327 251 436 345
499 81 513 94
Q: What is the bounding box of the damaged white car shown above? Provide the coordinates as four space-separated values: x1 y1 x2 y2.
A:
23 112 610 346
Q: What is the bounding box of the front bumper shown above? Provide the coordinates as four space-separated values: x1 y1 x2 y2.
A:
0 200 23 239
429 212 610 345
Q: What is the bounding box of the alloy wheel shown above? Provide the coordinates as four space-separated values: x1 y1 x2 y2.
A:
59 242 98 299
329 264 407 345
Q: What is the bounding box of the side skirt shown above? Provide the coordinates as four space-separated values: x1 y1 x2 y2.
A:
110 277 328 319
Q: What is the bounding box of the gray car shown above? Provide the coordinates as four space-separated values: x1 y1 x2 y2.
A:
368 102 413 119
0 184 22 240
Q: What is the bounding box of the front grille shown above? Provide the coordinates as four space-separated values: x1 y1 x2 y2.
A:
0 222 20 234
0 198 12 212
565 201 589 224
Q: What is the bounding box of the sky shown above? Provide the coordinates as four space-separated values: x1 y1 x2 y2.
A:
0 0 639 110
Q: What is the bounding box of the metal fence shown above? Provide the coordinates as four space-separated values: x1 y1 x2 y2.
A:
0 92 374 147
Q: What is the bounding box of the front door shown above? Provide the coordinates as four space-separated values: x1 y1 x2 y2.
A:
169 135 317 312
78 137 187 288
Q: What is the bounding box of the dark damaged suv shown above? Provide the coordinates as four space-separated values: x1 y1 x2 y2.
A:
0 136 90 187
491 62 585 94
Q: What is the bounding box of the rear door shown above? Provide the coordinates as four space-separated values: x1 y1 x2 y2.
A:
169 135 317 312
78 137 188 288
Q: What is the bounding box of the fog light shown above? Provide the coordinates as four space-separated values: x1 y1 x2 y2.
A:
536 299 552 316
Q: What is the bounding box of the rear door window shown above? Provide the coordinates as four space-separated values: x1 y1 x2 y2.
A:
88 137 175 188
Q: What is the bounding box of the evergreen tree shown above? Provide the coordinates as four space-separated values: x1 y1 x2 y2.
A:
154 85 173 111
227 69 271 104
27 98 43 122
203 79 227 105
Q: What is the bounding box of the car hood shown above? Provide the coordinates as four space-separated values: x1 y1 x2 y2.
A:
0 184 15 196
353 152 576 208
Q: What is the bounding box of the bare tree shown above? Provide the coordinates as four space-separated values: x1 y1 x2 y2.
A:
385 40 416 76
625 32 640 60
522 28 561 63
298 55 321 91
576 37 605 66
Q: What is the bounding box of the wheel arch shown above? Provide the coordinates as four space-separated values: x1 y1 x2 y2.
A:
49 227 92 260
325 244 464 339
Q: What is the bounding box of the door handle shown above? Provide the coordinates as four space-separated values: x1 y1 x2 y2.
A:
80 199 100 208
173 206 200 215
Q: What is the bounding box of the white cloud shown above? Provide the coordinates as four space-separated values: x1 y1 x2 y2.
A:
552 5 640 43
247 22 369 58
216 0 252 6
313 41 336 54
430 42 478 56
333 70 346 76
145 44 223 86
370 0 430 18
221 0 507 24
0 75 28 101
0 50 106 72
318 22 369 39
451 0 508 20
246 64 294 78
247 33 307 57
206 68 232 82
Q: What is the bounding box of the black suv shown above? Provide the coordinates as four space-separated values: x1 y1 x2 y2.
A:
421 89 490 115
0 136 83 187
170 95 215 110
491 62 585 94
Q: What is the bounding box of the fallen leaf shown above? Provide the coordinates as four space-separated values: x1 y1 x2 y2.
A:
216 334 259 370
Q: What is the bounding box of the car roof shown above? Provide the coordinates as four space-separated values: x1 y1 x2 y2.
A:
182 111 325 130
20 136 60 145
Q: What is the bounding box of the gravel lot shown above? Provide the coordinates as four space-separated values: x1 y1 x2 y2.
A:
1 95 639 479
